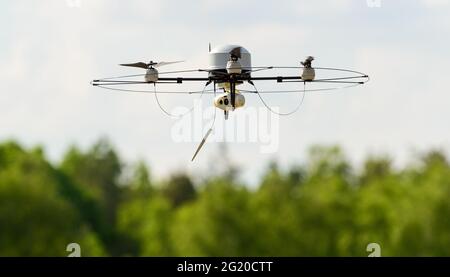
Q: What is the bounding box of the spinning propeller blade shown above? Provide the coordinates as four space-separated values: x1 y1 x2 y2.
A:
301 56 314 68
154 60 184 68
191 128 213 162
229 47 242 59
119 62 149 69
119 60 184 69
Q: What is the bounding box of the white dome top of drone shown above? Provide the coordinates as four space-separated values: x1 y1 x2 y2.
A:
209 44 252 70
209 44 251 54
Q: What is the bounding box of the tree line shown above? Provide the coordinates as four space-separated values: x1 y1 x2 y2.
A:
0 139 449 256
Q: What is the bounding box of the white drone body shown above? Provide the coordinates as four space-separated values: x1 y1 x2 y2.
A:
92 44 369 161
209 44 252 71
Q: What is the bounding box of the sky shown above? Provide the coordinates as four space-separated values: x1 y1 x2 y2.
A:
1 0 449 185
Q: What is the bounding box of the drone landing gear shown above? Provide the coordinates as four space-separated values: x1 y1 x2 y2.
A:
224 110 229 120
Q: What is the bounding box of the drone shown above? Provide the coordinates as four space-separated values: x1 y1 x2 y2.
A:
92 44 369 161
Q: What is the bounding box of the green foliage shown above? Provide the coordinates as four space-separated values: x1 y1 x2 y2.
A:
1 140 450 256
61 139 122 226
170 179 255 256
161 173 196 207
0 142 104 256
118 196 173 256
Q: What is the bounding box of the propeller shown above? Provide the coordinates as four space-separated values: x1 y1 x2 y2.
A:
229 47 242 60
191 128 213 162
191 82 218 161
301 56 314 68
119 60 184 69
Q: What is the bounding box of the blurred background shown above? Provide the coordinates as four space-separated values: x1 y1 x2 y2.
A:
0 0 449 256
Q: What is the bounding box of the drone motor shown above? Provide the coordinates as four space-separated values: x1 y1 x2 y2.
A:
226 59 242 75
301 56 316 81
145 67 159 82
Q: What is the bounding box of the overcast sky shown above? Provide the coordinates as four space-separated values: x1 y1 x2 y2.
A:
1 0 449 185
